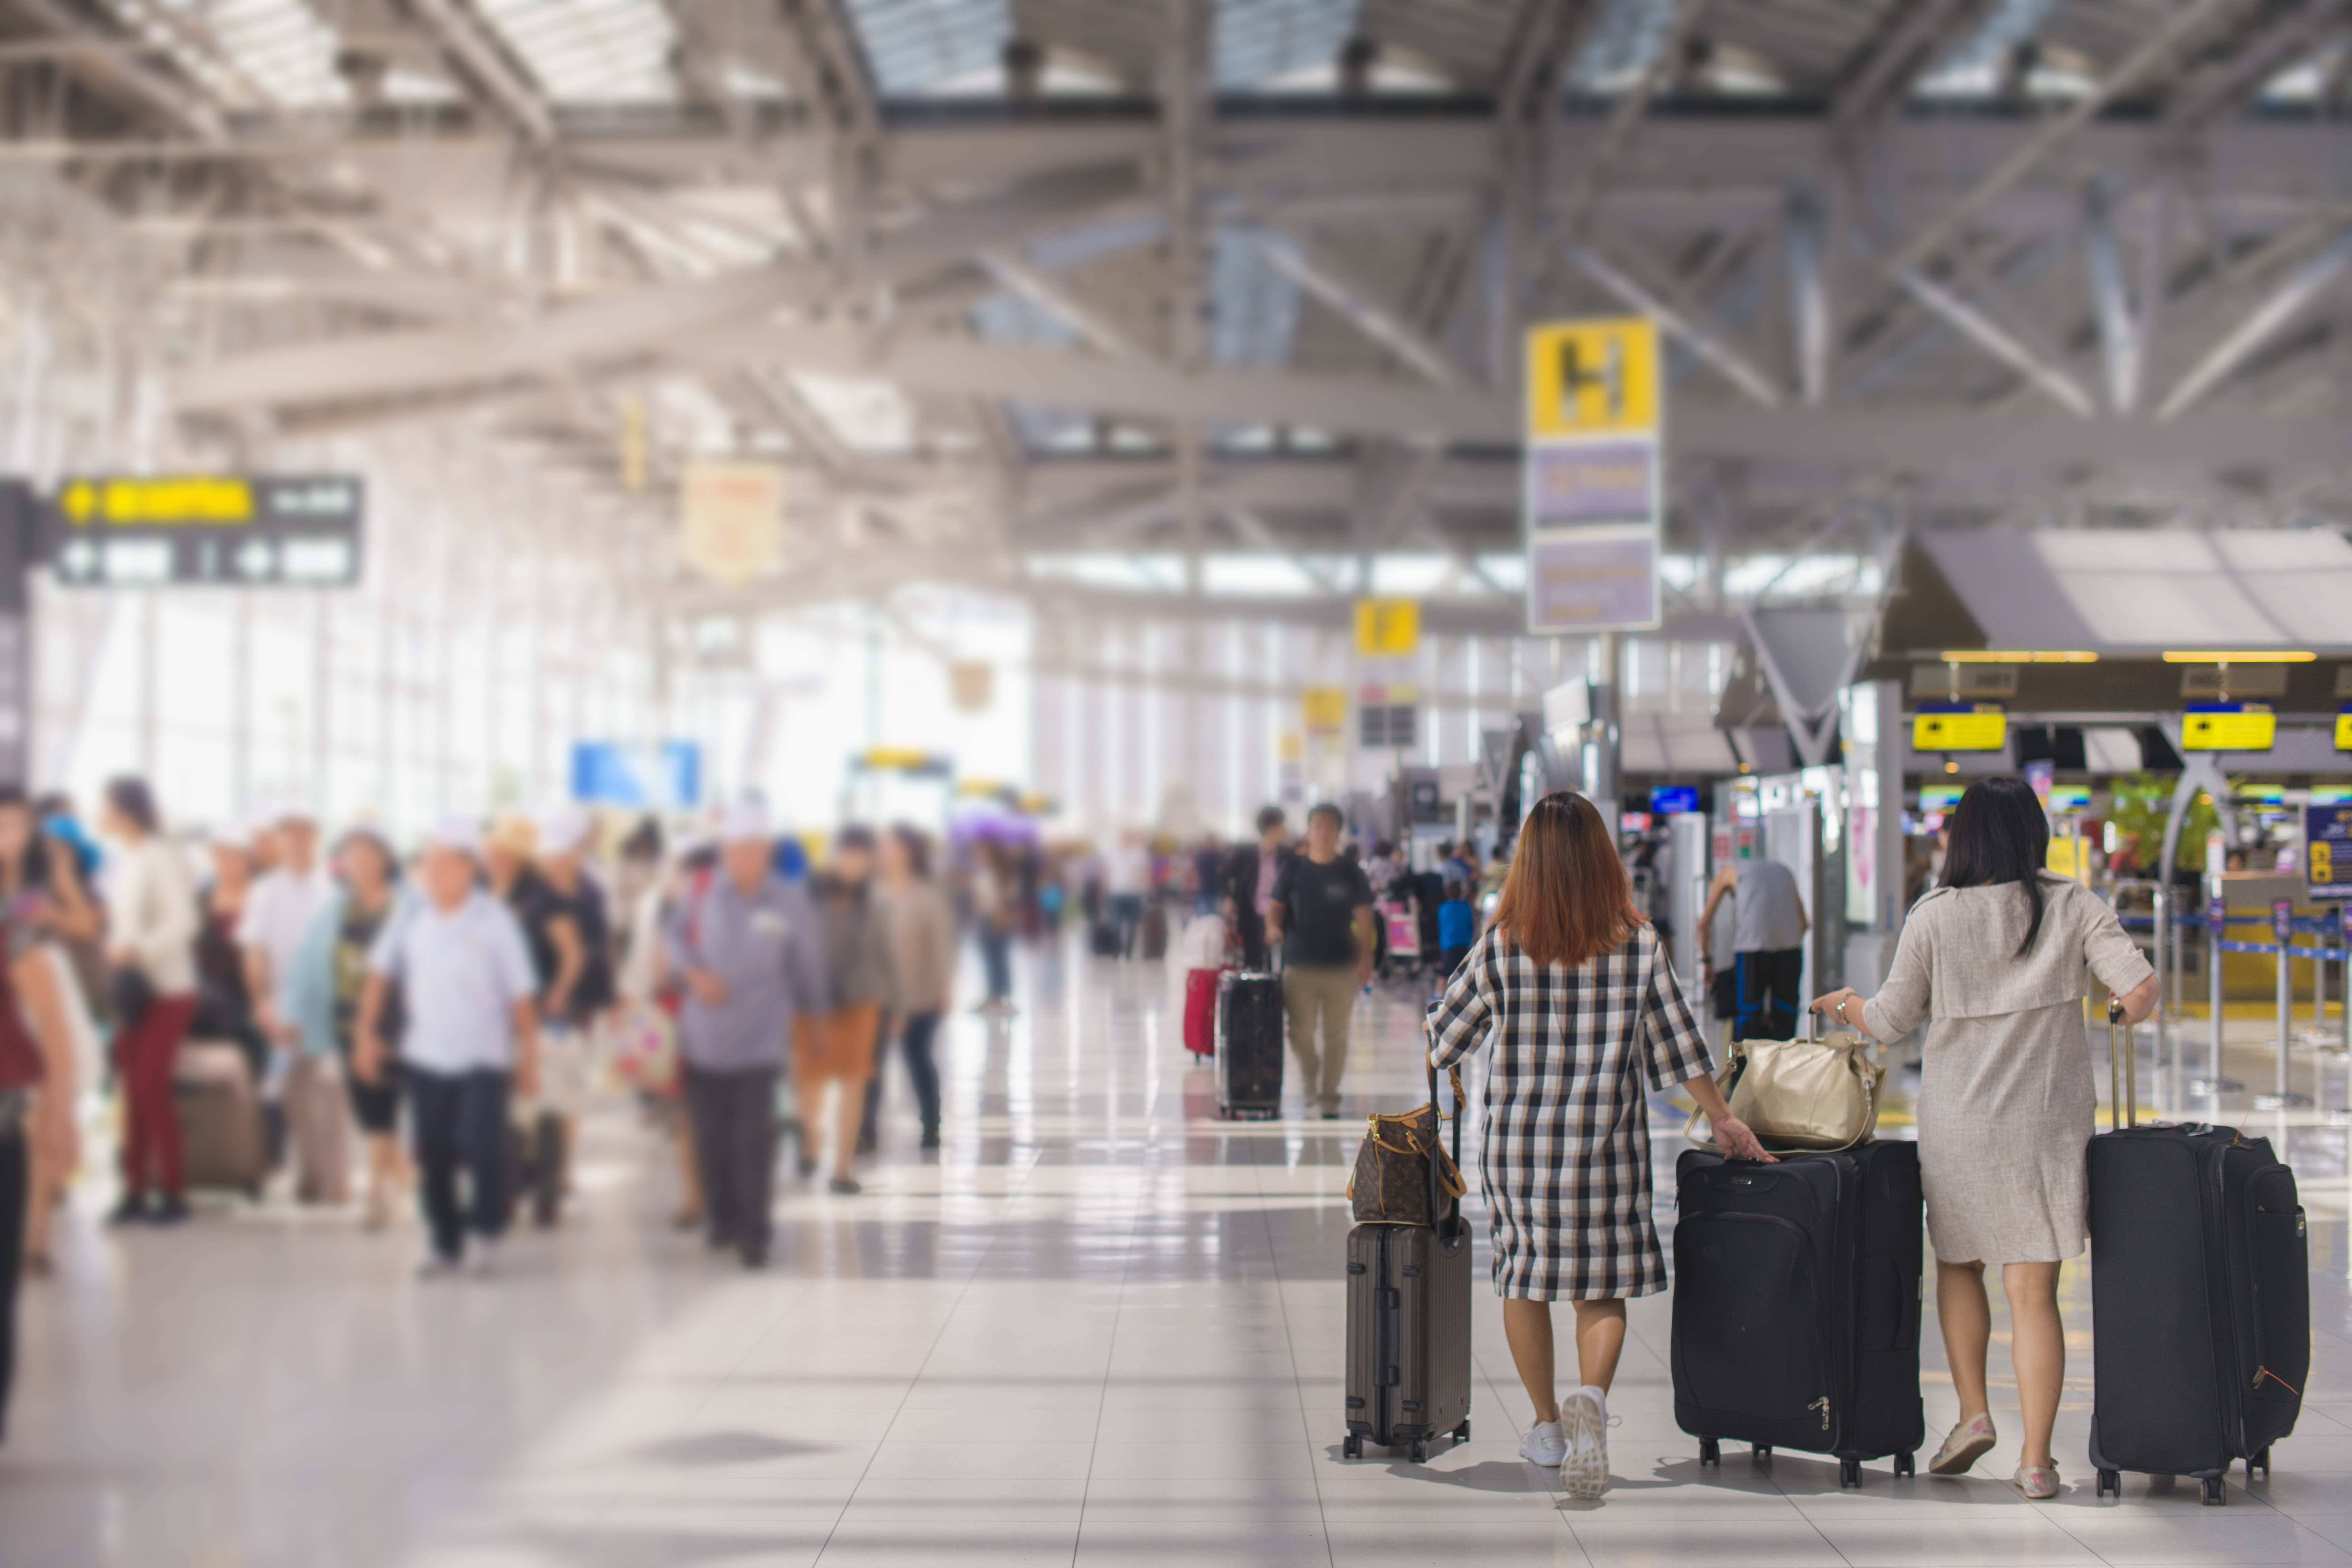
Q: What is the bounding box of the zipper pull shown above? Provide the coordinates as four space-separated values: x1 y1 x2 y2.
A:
1809 1396 1831 1431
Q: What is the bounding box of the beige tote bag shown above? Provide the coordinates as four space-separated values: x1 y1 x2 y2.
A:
1683 1027 1884 1153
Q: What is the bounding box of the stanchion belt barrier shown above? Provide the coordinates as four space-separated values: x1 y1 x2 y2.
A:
2117 908 2348 960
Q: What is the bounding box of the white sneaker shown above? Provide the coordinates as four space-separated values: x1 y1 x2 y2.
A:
464 1240 502 1278
1519 1419 1566 1467
1560 1391 1609 1498
416 1252 459 1279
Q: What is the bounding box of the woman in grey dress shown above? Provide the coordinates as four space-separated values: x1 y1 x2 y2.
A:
1811 777 2156 1500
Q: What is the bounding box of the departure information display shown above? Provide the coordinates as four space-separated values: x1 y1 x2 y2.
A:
42 474 364 588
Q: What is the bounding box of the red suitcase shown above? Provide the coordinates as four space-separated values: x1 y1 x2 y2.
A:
1182 967 1227 1056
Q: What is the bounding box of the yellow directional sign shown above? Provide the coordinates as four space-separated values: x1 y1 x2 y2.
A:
1302 687 1347 732
1912 704 2007 753
2336 707 2352 751
1525 317 1661 439
61 476 256 526
1354 598 1419 657
2182 704 2275 752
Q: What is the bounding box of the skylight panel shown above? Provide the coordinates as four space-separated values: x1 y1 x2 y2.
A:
844 0 1010 96
473 0 679 104
1565 0 1681 95
106 0 348 111
1209 230 1299 369
787 371 919 454
1914 0 2058 98
1216 0 1358 91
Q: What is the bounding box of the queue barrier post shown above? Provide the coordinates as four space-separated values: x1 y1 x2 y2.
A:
2255 898 2311 1110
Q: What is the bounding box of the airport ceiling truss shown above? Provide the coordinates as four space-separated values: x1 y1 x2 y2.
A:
0 0 2348 620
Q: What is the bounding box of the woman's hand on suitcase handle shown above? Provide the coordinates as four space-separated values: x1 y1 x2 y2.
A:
1808 989 1877 1041
1681 1071 1777 1163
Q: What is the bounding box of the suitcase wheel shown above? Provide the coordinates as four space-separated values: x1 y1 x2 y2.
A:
1409 1440 1428 1463
1697 1438 1719 1466
2202 1476 2228 1507
1839 1457 1862 1489
1342 1435 1361 1460
1893 1452 1914 1478
1454 1420 1470 1443
1751 1444 1772 1464
2096 1469 2121 1499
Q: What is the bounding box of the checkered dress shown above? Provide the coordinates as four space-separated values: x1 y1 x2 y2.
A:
1426 922 1715 1302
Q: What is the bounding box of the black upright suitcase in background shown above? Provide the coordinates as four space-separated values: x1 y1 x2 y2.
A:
1215 971 1283 1119
1345 1063 1472 1461
1671 1140 1924 1487
2088 1002 2308 1504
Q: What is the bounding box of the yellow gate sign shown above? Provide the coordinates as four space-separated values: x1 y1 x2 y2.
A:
1302 687 1346 732
1354 598 1419 657
1526 317 1660 438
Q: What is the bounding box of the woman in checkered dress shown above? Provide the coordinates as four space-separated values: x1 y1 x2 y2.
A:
1426 792 1770 1494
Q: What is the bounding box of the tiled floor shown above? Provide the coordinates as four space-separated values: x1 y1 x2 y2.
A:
5 937 2350 1566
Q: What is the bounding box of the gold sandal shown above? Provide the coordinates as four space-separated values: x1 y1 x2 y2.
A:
1928 1412 1997 1475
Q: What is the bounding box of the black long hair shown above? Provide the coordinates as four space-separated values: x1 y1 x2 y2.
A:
1942 776 2052 957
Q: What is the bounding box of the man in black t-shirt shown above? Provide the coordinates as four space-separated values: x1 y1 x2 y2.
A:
1266 803 1374 1119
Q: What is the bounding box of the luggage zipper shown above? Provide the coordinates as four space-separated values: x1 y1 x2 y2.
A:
1809 1396 1831 1432
2253 1367 2301 1397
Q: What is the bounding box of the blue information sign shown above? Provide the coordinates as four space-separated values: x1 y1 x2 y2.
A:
571 741 701 810
2308 802 2352 901
1649 785 1699 816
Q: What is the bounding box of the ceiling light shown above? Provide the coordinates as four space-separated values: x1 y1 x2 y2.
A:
1937 650 2098 663
2161 651 2315 664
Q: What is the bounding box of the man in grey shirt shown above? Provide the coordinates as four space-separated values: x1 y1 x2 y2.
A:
1699 853 1809 1041
666 800 827 1268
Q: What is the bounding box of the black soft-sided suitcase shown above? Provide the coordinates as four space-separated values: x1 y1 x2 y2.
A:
1090 921 1121 958
1345 1062 1472 1461
1215 971 1283 1119
2088 1003 2307 1504
1672 1140 1925 1486
1139 902 1169 960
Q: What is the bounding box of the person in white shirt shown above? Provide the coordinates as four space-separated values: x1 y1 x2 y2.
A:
240 805 339 1199
355 820 542 1276
1104 828 1153 959
99 777 201 1225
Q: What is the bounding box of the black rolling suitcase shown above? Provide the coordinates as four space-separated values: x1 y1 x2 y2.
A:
1344 1062 1472 1461
1215 971 1283 1119
2088 1001 2307 1505
1672 1139 1924 1487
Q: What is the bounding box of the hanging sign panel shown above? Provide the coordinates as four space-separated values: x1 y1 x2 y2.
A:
1522 317 1662 634
42 474 364 588
2336 703 2352 751
1912 701 2007 753
2181 701 2275 753
1353 598 1419 657
2308 803 2352 901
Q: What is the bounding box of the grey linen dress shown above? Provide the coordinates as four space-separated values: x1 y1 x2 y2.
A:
1861 875 2154 1266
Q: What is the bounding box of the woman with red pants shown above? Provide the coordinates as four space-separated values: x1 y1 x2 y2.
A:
101 778 200 1225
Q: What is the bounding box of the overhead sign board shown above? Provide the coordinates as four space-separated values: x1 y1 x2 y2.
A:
2181 702 2275 752
44 474 363 588
1912 701 2007 753
2308 802 2352 901
1523 316 1662 634
679 460 784 586
1302 686 1346 732
2336 703 2352 751
570 741 701 811
1354 598 1419 657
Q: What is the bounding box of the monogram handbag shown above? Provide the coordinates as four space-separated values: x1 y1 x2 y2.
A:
1683 1023 1883 1153
1349 1062 1468 1226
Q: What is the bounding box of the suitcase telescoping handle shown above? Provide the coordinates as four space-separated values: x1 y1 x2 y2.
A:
1427 1057 1464 1236
2107 996 2132 1132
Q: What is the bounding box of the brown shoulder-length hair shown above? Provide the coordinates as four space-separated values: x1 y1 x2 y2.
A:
1493 792 1644 968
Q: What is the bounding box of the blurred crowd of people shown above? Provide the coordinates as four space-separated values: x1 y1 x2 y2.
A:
0 778 1518 1446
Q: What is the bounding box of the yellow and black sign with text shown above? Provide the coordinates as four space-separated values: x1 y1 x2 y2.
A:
42 474 363 588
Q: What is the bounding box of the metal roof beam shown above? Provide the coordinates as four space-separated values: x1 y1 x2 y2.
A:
1249 230 1466 387
406 0 556 143
2156 225 2352 418
1561 240 1780 407
1884 0 2241 276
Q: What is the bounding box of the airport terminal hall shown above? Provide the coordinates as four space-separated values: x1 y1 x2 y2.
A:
6 0 2352 1564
